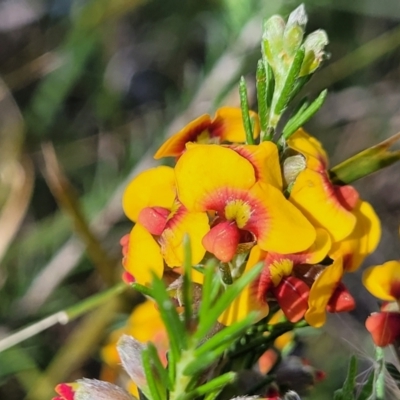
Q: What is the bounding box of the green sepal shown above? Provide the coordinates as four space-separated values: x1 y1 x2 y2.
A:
330 132 400 184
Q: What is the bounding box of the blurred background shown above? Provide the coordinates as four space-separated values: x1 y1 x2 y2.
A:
1 0 400 398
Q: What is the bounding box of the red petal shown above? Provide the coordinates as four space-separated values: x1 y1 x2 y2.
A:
120 234 130 256
138 207 170 235
272 276 310 322
202 221 240 262
333 185 359 211
54 383 75 400
326 283 355 312
366 312 400 347
122 271 135 284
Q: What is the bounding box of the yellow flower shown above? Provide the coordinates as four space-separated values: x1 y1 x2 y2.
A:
363 261 400 302
122 166 209 285
154 107 260 159
363 261 400 346
175 144 316 262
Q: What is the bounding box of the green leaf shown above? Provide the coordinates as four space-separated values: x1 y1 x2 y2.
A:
149 274 188 361
193 262 263 341
182 235 193 328
147 342 172 391
256 60 268 135
184 313 257 376
142 347 165 400
182 372 236 400
239 77 255 145
357 369 375 400
330 132 400 184
281 89 327 140
273 46 305 117
335 356 357 400
198 259 219 323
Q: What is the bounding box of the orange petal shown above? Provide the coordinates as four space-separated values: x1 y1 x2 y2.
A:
231 141 282 189
123 166 175 222
218 246 269 326
125 224 164 286
305 257 344 327
366 312 400 347
214 107 260 142
363 260 400 301
175 144 256 211
290 168 356 242
330 200 381 272
160 208 209 267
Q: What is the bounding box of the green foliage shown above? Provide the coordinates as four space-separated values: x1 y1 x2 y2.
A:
132 238 263 400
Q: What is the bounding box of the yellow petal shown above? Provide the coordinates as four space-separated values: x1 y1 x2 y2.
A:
306 228 332 264
290 168 356 242
125 224 164 286
331 200 381 272
249 182 316 254
214 107 260 142
287 128 329 167
231 141 282 189
305 257 343 327
127 300 165 342
123 166 175 222
363 260 400 301
218 246 269 325
160 209 209 267
175 144 256 211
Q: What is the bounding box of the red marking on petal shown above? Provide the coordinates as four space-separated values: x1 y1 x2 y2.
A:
366 312 400 347
55 383 75 400
256 263 273 302
122 271 135 284
120 234 130 257
326 282 355 313
272 276 310 323
333 185 359 211
202 221 240 262
390 280 400 299
138 207 170 235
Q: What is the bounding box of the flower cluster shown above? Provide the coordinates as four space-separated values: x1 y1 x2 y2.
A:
121 108 381 328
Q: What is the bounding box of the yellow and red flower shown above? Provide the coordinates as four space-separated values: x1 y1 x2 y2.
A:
175 143 316 262
122 166 209 285
363 260 400 346
154 107 260 159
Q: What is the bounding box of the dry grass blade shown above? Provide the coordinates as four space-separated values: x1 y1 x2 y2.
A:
41 143 116 285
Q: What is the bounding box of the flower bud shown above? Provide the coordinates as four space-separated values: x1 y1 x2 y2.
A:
283 154 306 187
262 15 285 68
283 4 307 57
300 30 329 76
117 335 149 397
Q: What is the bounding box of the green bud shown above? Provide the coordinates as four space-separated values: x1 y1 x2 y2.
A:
300 29 329 76
283 24 305 58
262 15 285 67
